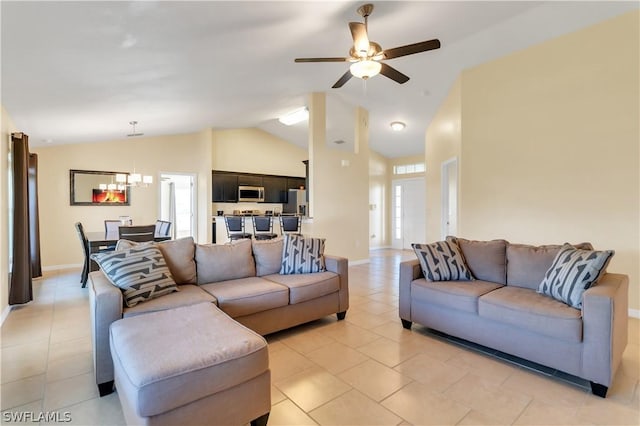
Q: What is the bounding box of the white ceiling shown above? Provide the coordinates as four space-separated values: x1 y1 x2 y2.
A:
2 1 637 158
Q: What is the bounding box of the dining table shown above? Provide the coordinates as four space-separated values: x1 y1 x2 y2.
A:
86 231 171 272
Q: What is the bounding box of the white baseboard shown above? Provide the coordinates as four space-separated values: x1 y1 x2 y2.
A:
629 309 640 319
42 263 82 272
1 305 12 326
349 259 370 266
370 246 392 250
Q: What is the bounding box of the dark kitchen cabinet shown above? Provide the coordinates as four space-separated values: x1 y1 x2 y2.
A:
263 176 288 203
287 177 306 190
237 174 263 187
212 172 238 202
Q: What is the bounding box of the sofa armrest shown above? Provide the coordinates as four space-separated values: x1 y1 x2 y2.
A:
325 255 349 312
89 271 123 387
582 272 628 387
399 259 422 321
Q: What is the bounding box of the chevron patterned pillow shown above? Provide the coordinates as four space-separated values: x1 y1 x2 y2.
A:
538 244 614 309
412 240 473 282
91 245 178 307
280 234 326 275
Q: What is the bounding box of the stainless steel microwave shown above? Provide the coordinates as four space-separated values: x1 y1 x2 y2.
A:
238 186 264 202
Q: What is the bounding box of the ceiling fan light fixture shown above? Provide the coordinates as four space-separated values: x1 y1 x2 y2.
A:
350 60 381 79
278 107 309 126
390 121 406 131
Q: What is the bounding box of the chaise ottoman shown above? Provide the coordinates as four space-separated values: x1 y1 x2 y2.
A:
110 303 270 426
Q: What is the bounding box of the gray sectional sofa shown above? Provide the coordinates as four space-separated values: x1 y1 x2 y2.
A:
399 237 628 398
89 236 349 397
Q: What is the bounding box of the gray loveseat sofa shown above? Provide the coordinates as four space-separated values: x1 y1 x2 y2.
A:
399 237 628 398
89 236 349 396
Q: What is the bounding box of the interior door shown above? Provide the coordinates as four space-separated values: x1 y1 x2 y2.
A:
441 157 458 239
160 173 197 239
392 178 426 249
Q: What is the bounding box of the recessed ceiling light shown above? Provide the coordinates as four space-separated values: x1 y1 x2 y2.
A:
278 107 309 126
43 138 53 144
390 121 406 131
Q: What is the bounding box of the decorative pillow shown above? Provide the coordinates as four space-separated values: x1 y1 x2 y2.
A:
91 246 178 307
116 237 197 284
195 238 255 284
412 240 473 282
538 244 614 309
252 237 284 276
280 234 326 275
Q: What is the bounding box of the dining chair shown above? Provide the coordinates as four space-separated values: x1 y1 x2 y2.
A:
280 215 302 236
118 224 156 242
155 220 172 238
224 215 252 241
252 216 278 240
74 222 91 288
104 220 122 241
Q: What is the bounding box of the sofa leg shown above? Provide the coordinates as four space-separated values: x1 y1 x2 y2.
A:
336 311 347 320
98 380 114 397
401 319 412 330
590 382 608 398
250 412 269 426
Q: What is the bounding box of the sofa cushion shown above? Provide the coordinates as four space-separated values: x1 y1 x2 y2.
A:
110 303 268 418
195 239 255 284
252 237 284 276
412 241 473 282
506 242 593 290
280 234 326 274
262 272 340 304
123 285 216 318
538 244 614 309
91 245 178 308
116 237 197 285
200 277 289 317
411 278 503 314
479 286 582 343
447 237 507 284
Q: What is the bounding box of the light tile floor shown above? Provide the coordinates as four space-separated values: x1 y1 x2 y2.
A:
1 249 639 425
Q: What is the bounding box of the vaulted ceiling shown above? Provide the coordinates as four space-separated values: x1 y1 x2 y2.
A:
2 1 636 157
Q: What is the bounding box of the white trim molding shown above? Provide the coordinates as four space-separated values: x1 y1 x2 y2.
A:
1 305 12 326
629 309 640 319
348 259 370 266
42 263 82 272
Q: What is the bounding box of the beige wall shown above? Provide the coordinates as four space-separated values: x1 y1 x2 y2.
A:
1 106 17 320
308 93 370 262
32 131 212 268
424 77 462 243
459 11 639 311
212 128 306 177
369 150 390 248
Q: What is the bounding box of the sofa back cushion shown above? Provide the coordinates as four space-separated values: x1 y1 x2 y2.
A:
447 237 507 284
252 237 284 276
506 242 593 290
195 239 256 284
116 237 197 285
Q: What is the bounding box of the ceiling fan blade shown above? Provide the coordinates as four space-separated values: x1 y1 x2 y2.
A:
349 22 370 57
383 39 441 60
379 63 410 84
295 57 349 63
332 70 353 89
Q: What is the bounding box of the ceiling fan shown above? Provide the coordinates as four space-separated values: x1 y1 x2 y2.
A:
294 3 441 88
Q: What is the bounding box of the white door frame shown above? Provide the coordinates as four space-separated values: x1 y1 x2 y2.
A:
158 172 198 239
441 157 458 239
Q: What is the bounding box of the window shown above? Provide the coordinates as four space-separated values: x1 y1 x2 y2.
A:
393 162 425 175
394 185 402 240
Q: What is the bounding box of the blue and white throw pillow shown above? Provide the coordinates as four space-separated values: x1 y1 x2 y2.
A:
538 244 613 309
91 245 178 307
412 240 473 282
280 234 326 275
